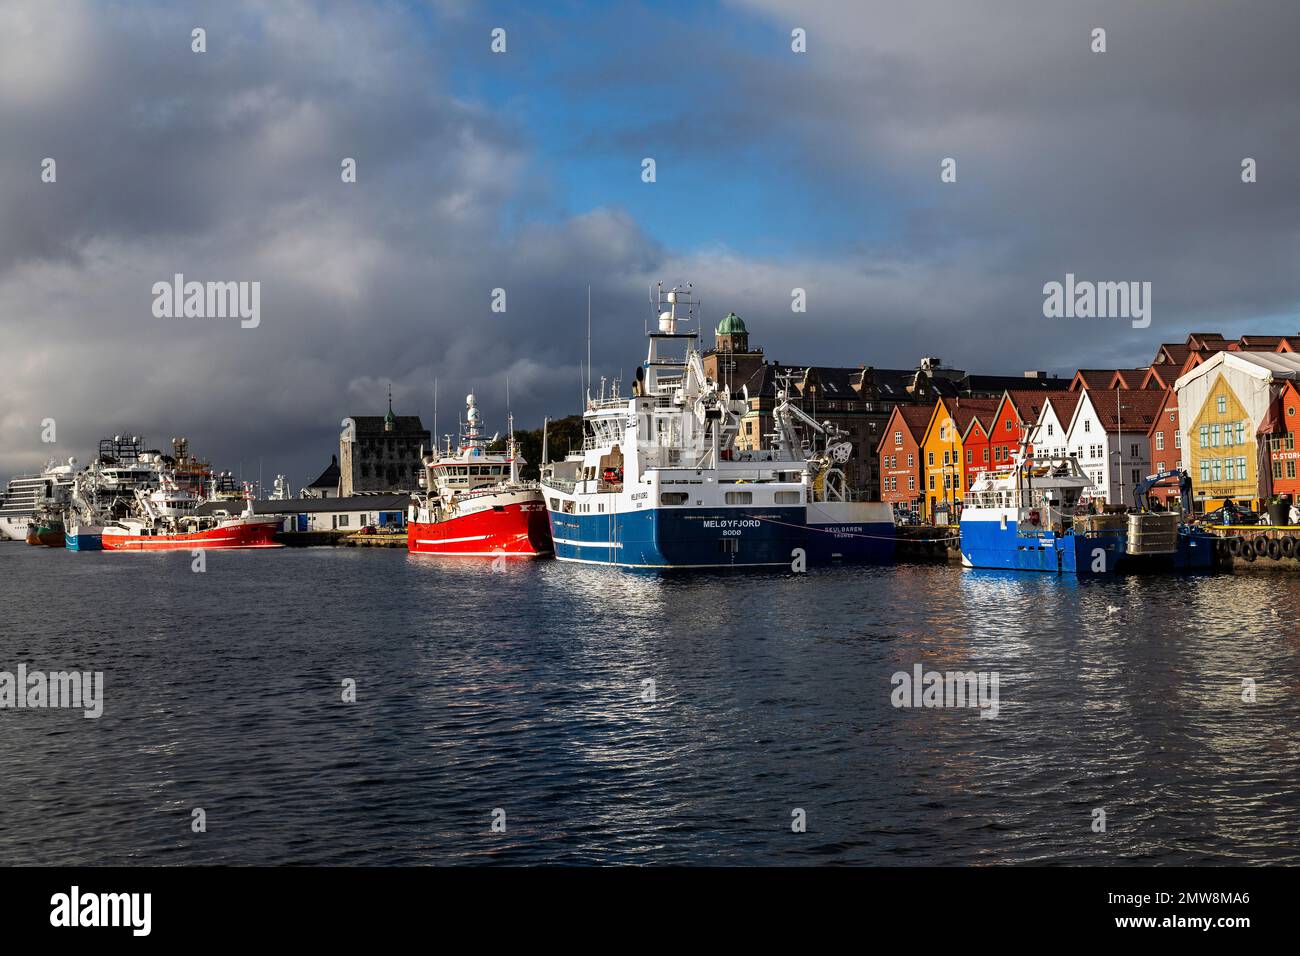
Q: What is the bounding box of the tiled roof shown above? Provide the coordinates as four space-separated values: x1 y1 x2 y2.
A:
1087 388 1170 433
1042 391 1082 426
1075 369 1121 389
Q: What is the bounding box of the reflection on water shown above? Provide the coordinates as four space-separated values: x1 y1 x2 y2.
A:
0 544 1297 864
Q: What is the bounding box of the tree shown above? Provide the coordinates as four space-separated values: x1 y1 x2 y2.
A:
485 415 584 480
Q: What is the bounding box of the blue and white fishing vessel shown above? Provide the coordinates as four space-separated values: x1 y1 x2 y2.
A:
959 456 1213 575
540 283 894 568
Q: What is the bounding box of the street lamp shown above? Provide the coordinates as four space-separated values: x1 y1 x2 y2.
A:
1113 396 1132 505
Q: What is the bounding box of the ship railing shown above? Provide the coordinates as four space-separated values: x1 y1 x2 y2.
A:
545 478 577 494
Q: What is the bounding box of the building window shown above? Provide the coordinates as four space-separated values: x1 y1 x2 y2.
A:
1084 420 1091 433
1200 461 1210 482
908 476 915 491
907 454 914 467
1005 420 1012 432
1199 425 1208 447
1210 424 1220 447
929 475 935 490
1236 422 1245 445
894 430 902 446
928 452 934 466
1047 424 1054 436
1217 396 1227 414
1237 457 1247 481
966 450 973 464
1155 432 1164 451
1175 431 1181 449
983 448 989 462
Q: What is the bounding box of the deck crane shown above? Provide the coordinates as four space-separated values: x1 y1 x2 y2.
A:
1132 469 1192 514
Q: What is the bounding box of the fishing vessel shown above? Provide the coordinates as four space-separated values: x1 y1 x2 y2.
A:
0 459 77 542
101 477 282 551
63 435 167 551
959 456 1213 574
406 394 552 557
540 283 894 568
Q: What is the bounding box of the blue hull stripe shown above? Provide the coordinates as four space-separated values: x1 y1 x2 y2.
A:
548 506 894 568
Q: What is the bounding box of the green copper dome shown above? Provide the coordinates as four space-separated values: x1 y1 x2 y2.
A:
717 312 747 335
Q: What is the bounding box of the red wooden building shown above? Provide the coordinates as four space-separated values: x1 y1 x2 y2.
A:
876 405 931 519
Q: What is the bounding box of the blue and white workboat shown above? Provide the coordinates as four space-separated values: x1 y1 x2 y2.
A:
960 456 1213 575
540 283 894 569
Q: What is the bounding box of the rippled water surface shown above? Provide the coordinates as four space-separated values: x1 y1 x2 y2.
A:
0 542 1297 865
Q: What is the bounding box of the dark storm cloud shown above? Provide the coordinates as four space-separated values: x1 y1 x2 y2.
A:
0 1 666 482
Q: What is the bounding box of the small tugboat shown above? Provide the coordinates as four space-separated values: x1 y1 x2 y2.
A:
407 394 552 558
959 456 1213 575
102 477 282 551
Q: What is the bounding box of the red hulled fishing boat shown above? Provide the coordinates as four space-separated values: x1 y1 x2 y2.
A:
407 393 551 558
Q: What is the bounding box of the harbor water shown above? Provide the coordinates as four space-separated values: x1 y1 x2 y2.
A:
0 544 1297 865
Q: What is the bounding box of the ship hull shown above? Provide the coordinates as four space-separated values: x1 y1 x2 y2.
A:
102 519 283 551
27 527 65 547
803 500 896 564
407 496 551 556
548 504 895 568
65 526 104 551
959 516 1213 576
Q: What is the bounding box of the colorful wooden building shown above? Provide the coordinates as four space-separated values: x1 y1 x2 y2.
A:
876 405 931 519
918 397 998 524
1265 379 1300 501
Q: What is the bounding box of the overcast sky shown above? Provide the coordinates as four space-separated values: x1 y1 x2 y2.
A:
2 0 1298 486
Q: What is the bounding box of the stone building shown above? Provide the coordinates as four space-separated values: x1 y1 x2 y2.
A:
339 393 431 496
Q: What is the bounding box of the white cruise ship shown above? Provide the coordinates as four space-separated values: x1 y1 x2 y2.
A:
0 460 78 541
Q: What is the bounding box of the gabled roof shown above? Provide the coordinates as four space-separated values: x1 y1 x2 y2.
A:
875 404 932 453
1071 369 1124 391
308 455 340 488
1142 365 1180 389
1040 391 1082 429
1151 344 1193 368
1112 368 1151 388
931 397 999 441
1078 388 1170 434
1000 389 1071 429
1144 388 1179 437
